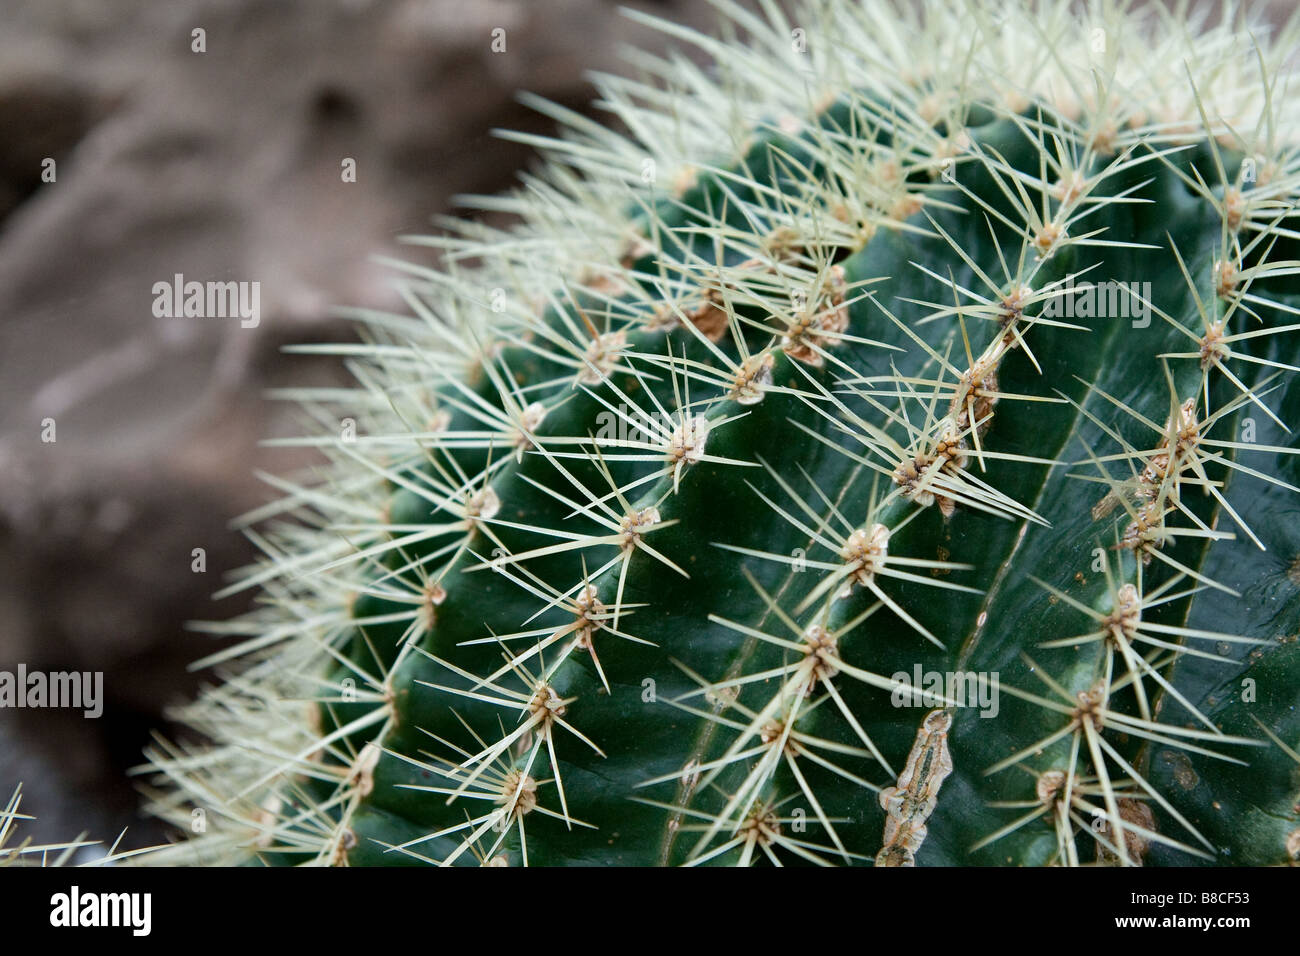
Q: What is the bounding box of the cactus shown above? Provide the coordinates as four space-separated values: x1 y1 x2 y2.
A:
126 0 1300 866
1 787 94 867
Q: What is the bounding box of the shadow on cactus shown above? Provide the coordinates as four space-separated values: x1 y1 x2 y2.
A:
88 0 1300 866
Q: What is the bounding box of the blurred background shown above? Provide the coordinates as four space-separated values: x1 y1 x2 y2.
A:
0 0 725 849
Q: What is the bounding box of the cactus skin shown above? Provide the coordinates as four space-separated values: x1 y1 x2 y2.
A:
131 0 1300 867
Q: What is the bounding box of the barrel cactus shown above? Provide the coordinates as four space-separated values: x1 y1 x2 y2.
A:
127 0 1300 867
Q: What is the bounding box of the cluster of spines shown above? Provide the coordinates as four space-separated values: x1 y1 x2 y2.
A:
0 786 103 867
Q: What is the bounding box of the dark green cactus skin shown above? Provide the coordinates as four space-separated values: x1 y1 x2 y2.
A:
327 116 1299 867
133 3 1300 867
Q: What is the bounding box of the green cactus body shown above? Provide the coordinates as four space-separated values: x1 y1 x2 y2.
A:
135 0 1300 867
